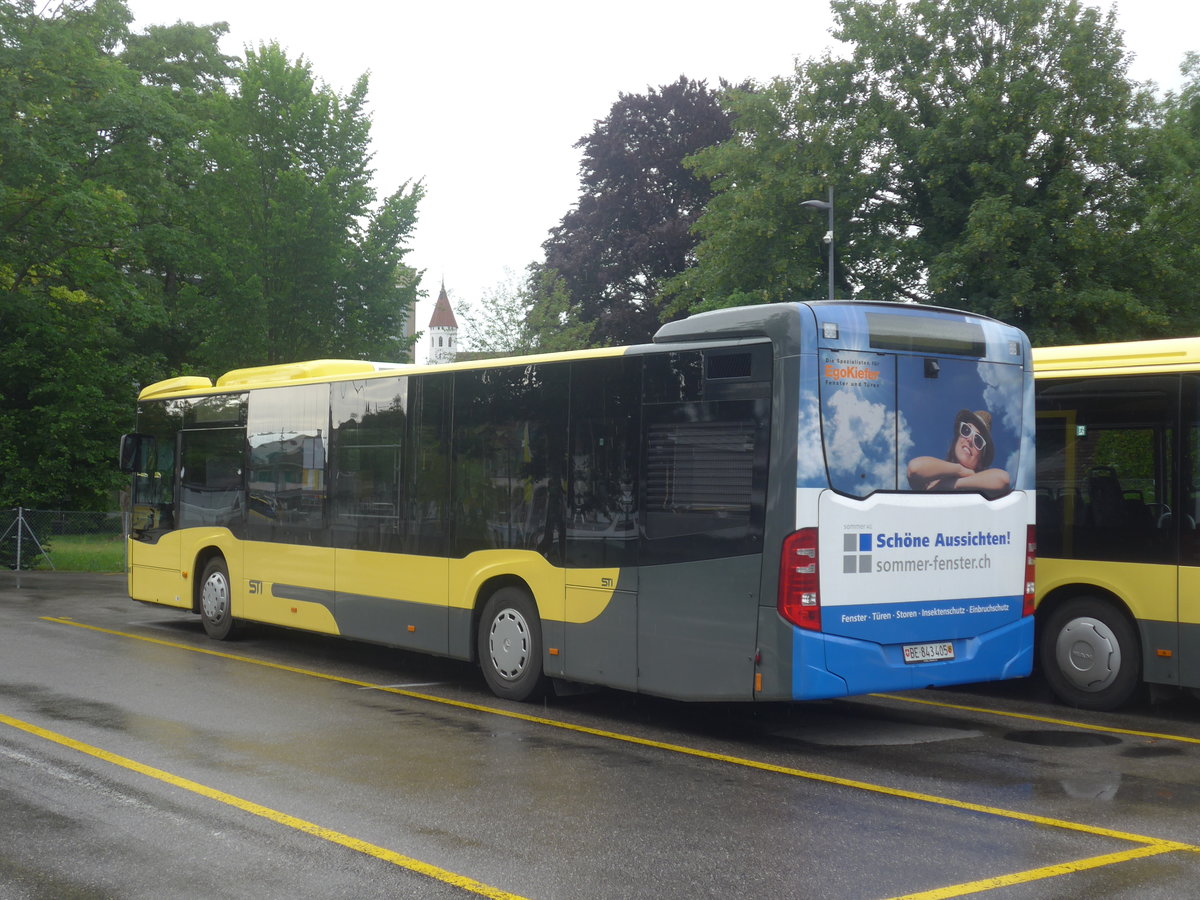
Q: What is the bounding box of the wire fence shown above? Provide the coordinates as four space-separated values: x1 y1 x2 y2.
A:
2 507 126 574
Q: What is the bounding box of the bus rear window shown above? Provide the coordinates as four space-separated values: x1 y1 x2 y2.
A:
820 350 1023 498
867 313 986 357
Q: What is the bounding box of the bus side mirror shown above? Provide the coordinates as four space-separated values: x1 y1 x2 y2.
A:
119 433 151 473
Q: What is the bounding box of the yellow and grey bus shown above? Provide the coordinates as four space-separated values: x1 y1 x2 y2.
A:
1034 337 1200 709
121 301 1036 702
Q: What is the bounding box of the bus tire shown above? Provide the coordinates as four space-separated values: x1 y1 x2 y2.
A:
478 587 547 702
1039 597 1141 711
199 557 236 641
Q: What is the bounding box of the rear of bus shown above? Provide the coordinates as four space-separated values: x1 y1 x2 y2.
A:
763 302 1035 699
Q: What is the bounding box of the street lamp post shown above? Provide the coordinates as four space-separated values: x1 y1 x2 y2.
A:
800 185 834 301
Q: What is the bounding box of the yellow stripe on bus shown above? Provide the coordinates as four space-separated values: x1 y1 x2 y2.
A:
0 711 527 900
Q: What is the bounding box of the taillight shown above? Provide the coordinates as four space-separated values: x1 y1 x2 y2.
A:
779 528 820 631
1023 524 1037 617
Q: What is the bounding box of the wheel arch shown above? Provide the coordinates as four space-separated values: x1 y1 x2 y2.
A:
1035 582 1140 651
191 546 228 615
469 573 534 664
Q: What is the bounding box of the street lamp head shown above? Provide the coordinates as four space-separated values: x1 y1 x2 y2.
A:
800 187 835 302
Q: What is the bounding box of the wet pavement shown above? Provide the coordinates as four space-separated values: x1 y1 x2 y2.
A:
2 572 1200 898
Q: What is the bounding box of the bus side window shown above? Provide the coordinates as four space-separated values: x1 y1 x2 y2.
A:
1035 375 1176 565
1181 375 1200 566
245 384 327 544
567 357 641 569
451 365 569 560
330 377 406 553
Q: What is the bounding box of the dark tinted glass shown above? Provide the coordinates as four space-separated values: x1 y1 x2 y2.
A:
643 351 704 403
331 377 406 552
406 374 451 555
452 364 569 560
1036 375 1176 564
640 348 771 564
184 394 246 428
178 428 244 530
130 399 186 540
567 357 641 569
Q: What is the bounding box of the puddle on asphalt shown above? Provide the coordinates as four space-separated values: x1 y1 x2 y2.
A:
1003 730 1121 748
769 717 981 746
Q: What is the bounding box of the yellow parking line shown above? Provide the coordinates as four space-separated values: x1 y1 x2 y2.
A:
886 842 1191 900
41 617 1200 895
0 711 527 900
871 693 1200 745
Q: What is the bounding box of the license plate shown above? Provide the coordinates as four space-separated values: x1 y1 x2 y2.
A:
902 641 955 664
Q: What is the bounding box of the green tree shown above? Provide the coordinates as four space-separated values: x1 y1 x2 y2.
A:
669 0 1165 345
191 43 422 371
0 2 422 509
542 77 735 345
0 0 153 508
1134 54 1200 333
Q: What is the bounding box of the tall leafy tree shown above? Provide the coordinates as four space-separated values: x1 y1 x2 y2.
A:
0 0 155 508
541 76 735 346
669 0 1164 345
193 43 422 371
0 2 422 509
117 18 239 374
1135 55 1200 330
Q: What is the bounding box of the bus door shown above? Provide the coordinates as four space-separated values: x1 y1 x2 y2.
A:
124 399 186 607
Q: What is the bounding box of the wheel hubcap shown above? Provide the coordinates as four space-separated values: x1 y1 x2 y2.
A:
488 608 529 681
1055 616 1120 692
202 573 228 622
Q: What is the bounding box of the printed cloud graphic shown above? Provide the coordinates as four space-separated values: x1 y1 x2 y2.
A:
823 387 909 492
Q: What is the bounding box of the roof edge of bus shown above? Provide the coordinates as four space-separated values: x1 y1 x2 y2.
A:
652 300 1006 346
1033 337 1200 374
137 375 215 400
653 302 805 345
136 348 636 401
215 359 407 390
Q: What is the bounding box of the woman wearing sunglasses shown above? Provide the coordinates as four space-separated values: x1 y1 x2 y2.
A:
906 409 1011 492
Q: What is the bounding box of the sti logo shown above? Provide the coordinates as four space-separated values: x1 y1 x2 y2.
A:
843 532 873 574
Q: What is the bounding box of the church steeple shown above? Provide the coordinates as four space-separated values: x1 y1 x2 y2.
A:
427 281 458 365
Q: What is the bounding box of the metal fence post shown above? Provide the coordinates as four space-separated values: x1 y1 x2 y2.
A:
16 507 22 589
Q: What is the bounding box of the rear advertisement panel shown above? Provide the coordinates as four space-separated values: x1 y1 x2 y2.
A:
812 340 1031 642
818 490 1027 642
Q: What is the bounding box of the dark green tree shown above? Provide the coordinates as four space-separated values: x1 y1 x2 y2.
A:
668 0 1166 345
0 2 422 509
542 77 735 346
1133 54 1200 334
0 0 153 508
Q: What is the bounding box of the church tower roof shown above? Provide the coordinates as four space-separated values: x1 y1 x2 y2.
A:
429 283 458 328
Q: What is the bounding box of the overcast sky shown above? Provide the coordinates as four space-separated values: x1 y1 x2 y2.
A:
125 0 1198 356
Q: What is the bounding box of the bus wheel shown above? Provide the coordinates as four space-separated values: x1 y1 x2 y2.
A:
478 587 547 702
199 557 236 641
1040 598 1141 711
